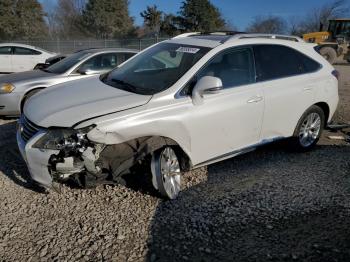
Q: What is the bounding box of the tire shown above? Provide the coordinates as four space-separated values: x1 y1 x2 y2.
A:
320 47 337 64
21 89 42 113
290 105 325 151
151 147 182 199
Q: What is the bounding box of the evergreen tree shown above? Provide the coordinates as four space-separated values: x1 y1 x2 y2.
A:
15 0 48 39
140 5 162 35
0 0 17 39
161 14 181 36
178 0 226 32
83 0 134 38
0 0 47 40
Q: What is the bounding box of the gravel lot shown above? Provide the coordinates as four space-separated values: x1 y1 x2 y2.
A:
0 65 349 262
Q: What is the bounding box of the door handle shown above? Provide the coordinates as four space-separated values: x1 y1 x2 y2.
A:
247 96 263 103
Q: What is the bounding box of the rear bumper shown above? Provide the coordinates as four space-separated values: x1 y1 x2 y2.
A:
16 126 59 187
0 93 21 116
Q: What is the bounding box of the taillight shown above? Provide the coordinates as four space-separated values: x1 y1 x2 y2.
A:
332 70 339 80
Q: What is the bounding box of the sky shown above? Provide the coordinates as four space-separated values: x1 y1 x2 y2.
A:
41 0 350 30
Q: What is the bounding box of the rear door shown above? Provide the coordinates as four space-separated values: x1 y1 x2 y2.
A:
253 44 322 140
0 46 13 73
12 47 42 72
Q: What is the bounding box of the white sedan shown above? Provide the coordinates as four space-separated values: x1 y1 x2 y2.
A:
0 43 56 73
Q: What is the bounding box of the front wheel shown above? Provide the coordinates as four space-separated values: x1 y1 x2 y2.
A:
151 147 181 199
290 105 325 151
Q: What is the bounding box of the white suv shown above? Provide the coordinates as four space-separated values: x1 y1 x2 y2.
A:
17 32 339 199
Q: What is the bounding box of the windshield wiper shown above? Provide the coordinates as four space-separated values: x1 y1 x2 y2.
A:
111 79 139 93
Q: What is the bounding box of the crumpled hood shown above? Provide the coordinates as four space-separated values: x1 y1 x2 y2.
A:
0 70 52 85
24 76 152 128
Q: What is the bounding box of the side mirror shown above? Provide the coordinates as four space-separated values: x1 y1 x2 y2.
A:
192 76 223 105
77 66 97 75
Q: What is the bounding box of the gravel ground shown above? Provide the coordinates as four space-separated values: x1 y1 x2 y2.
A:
0 65 349 262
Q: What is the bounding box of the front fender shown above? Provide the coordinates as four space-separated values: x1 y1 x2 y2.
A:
87 119 192 162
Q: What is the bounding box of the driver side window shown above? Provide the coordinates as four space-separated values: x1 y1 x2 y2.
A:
181 47 256 96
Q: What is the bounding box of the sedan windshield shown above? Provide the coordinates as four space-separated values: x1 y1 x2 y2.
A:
45 51 92 74
101 43 211 95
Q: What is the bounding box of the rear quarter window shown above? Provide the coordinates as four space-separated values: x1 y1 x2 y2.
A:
253 45 321 82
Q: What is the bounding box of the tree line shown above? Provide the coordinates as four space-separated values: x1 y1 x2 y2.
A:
0 0 349 40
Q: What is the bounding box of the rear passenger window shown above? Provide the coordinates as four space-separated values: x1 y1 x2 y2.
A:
253 45 321 82
197 48 256 89
14 47 41 55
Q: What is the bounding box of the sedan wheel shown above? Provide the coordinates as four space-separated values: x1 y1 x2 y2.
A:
151 147 181 199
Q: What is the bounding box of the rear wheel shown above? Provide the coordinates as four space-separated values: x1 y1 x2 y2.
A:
320 47 337 64
151 147 181 199
290 105 325 151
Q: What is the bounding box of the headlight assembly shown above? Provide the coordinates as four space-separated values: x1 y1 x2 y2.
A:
0 83 15 94
32 125 95 150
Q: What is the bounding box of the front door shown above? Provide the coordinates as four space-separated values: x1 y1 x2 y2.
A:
184 47 265 165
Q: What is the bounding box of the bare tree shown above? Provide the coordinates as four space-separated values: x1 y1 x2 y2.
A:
297 0 349 34
48 0 87 39
246 15 287 34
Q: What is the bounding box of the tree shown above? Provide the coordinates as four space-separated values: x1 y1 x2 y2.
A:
161 14 181 36
246 15 287 34
49 0 87 39
82 0 134 39
289 0 350 35
140 5 162 36
307 0 349 32
0 0 47 40
178 0 226 32
0 0 18 39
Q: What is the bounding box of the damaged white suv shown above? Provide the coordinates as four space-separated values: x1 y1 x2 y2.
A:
17 32 339 199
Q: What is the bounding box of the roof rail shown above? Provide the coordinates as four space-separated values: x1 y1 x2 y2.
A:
236 34 304 42
172 32 201 39
172 31 246 39
200 31 246 35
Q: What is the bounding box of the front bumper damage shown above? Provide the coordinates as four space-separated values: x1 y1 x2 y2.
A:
17 130 59 187
17 124 183 188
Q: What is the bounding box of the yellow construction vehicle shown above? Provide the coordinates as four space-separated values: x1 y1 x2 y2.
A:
303 19 350 64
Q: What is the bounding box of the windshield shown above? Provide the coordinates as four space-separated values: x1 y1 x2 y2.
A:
45 52 92 74
101 43 211 95
328 20 350 37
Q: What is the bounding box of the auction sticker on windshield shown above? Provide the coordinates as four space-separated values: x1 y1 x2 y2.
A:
176 47 200 54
